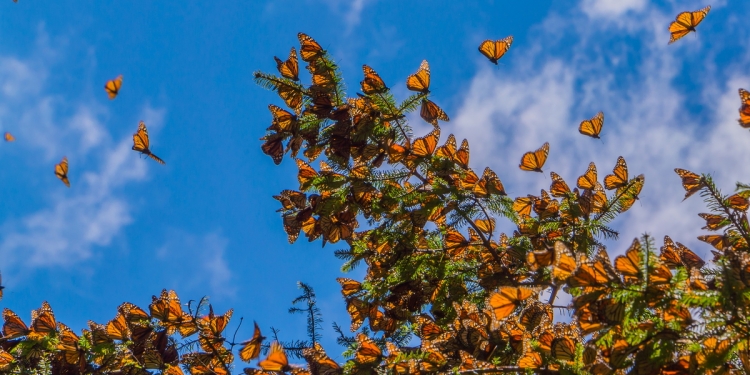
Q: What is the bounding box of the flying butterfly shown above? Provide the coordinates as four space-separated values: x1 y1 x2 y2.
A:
604 156 628 190
420 99 449 126
239 321 265 362
406 60 430 93
3 132 14 142
578 111 603 138
298 33 325 62
104 75 122 99
259 341 291 372
55 156 70 187
274 47 299 81
478 36 513 65
577 162 598 190
132 121 166 164
473 167 506 197
668 6 710 44
674 168 703 200
361 65 388 94
519 142 549 172
739 88 750 128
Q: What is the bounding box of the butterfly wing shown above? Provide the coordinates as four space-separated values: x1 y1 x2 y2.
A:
4 132 14 142
668 6 710 44
419 99 449 126
578 111 603 138
549 172 571 197
275 47 299 81
478 36 513 64
55 157 70 187
361 65 388 94
604 156 628 190
519 142 549 172
104 75 122 99
738 88 750 128
577 162 598 190
406 60 430 93
298 33 324 62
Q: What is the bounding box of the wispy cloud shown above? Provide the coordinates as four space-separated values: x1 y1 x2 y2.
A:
321 0 374 32
444 2 750 264
0 31 163 275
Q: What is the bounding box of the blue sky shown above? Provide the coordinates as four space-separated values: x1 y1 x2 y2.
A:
1 0 749 366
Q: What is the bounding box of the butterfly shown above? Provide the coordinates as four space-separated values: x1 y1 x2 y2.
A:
409 127 440 160
267 104 298 133
487 286 534 321
274 47 299 81
55 156 70 187
198 307 233 353
2 308 29 339
239 321 265 362
420 99 449 126
578 111 603 138
361 65 388 94
0 272 3 300
354 333 382 365
57 322 86 368
519 142 549 172
668 6 710 44
615 239 643 284
29 301 56 340
604 156 628 190
261 133 285 165
674 168 703 200
549 172 571 197
3 132 14 142
726 193 749 211
478 36 513 65
259 341 291 372
473 167 506 197
698 212 727 231
132 121 166 164
551 337 577 362
739 88 750 128
577 162 598 190
406 60 430 93
298 33 324 62
618 174 644 213
106 313 130 341
551 241 577 282
302 343 342 375
660 236 705 270
336 278 362 297
104 75 122 99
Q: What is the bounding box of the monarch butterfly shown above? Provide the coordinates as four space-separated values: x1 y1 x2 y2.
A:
420 99 449 126
726 193 749 211
0 272 3 300
517 350 542 369
239 321 265 362
274 47 299 81
55 156 70 187
57 323 86 367
618 174 644 213
132 121 165 164
149 290 183 334
0 349 12 371
275 81 303 114
739 88 750 128
118 301 150 323
3 132 13 142
354 333 382 365
104 75 122 99
579 182 606 216
668 6 710 44
361 65 388 94
298 33 325 62
578 112 604 138
259 341 291 372
459 350 495 371
604 156 628 190
346 298 373 332
302 343 341 375
552 337 577 362
549 172 571 197
577 162 598 190
268 104 298 133
674 168 703 200
415 315 443 341
2 308 29 339
29 301 56 340
615 239 643 284
274 190 307 211
106 313 130 341
552 241 576 282
473 167 506 197
261 133 285 165
698 212 726 231
569 256 617 288
478 36 513 65
698 234 727 250
487 286 534 321
336 277 362 297
444 230 469 259
409 127 440 159
519 142 549 172
199 308 233 353
406 60 430 93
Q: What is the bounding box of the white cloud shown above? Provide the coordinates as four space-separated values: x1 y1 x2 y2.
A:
321 0 373 31
581 0 647 18
0 31 162 274
445 2 750 266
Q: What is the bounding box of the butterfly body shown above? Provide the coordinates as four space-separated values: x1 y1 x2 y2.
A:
132 121 166 164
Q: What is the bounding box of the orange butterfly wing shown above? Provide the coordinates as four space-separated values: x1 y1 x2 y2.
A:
419 99 449 126
577 162 598 190
406 60 430 93
55 157 70 187
668 6 710 44
239 322 265 362
361 65 388 94
298 33 324 62
4 132 14 142
104 75 122 99
578 111 603 138
604 156 628 190
519 142 549 172
274 47 299 81
478 36 513 64
739 88 750 128
259 341 290 372
132 121 165 164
